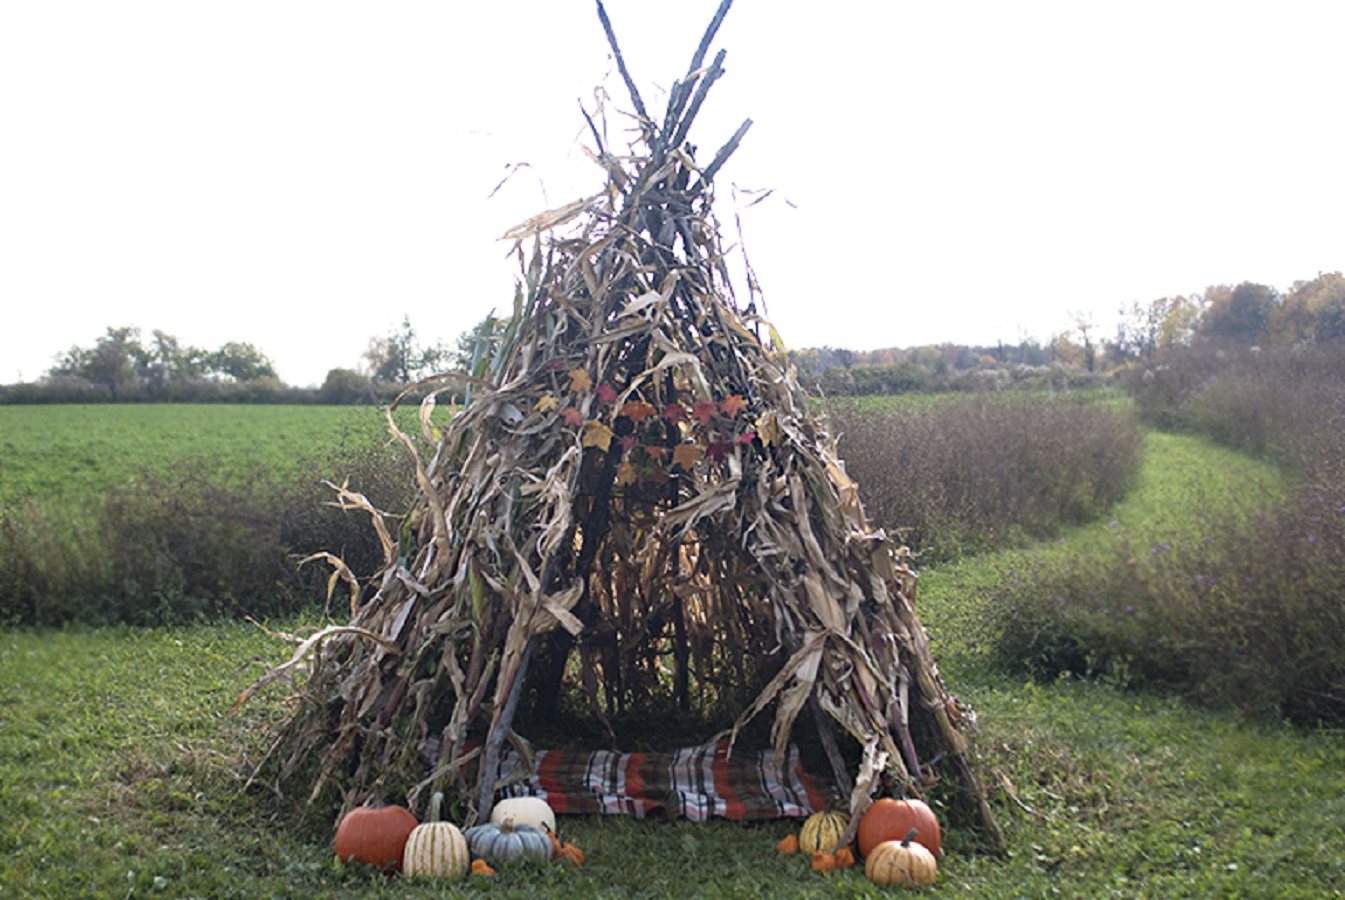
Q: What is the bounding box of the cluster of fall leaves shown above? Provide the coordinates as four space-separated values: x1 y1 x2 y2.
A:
537 365 779 489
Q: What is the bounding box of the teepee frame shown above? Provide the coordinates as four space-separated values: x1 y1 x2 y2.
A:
240 0 1001 849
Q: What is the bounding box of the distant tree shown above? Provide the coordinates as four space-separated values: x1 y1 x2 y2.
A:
366 316 449 383
50 326 148 398
146 329 214 388
47 326 281 396
208 342 277 382
1269 272 1345 344
320 368 373 404
1070 310 1097 373
451 314 507 375
1197 282 1278 346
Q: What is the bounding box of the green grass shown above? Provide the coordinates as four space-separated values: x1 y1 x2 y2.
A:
0 404 408 506
4 427 1343 895
916 430 1284 683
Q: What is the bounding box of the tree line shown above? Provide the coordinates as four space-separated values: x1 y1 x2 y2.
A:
4 271 1342 403
793 272 1345 395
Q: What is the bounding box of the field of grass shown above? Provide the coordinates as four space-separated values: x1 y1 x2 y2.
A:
0 404 408 506
4 417 1343 896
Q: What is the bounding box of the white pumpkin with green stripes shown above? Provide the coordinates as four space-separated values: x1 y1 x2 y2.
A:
402 792 470 879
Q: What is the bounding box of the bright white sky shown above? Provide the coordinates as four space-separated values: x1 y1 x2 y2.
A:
3 1 1343 387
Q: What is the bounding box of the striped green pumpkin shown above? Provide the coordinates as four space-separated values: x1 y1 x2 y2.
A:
799 809 850 855
402 792 469 879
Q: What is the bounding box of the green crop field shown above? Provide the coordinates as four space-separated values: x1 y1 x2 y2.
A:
0 404 428 507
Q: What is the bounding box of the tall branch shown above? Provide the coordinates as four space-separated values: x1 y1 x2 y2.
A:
596 1 651 132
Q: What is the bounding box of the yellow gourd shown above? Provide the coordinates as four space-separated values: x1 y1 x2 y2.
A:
798 809 850 855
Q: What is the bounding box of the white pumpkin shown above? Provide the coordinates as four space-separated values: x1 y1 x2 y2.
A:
403 792 469 879
489 796 556 834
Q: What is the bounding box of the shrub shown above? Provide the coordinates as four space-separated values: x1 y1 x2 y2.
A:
1126 342 1345 471
832 393 1144 563
996 352 1345 725
0 433 417 627
988 478 1345 726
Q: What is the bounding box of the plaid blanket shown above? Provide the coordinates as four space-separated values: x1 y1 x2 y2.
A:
494 737 827 821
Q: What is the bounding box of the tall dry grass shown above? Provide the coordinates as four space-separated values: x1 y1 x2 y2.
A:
832 394 1144 563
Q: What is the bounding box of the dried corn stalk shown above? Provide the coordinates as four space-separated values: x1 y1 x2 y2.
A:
239 0 1001 848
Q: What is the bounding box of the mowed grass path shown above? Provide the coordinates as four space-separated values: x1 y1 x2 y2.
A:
3 426 1344 895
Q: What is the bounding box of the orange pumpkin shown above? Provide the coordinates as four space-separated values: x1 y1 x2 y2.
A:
857 797 941 858
334 802 419 874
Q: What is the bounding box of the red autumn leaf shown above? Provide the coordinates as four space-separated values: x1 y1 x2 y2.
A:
735 431 757 445
619 401 657 423
691 401 718 424
618 434 638 453
662 403 687 425
720 394 748 419
561 408 584 428
596 383 618 404
705 441 732 462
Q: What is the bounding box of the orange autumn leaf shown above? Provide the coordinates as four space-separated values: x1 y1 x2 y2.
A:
720 394 748 419
567 368 593 393
644 445 667 461
619 400 658 422
471 859 495 876
691 401 717 424
672 443 702 469
561 843 586 866
776 834 800 855
616 462 637 486
581 420 614 451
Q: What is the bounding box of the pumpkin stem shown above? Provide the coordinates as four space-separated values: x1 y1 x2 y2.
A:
901 828 919 847
428 791 444 824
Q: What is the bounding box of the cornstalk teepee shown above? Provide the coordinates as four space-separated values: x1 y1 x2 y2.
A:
240 0 1001 848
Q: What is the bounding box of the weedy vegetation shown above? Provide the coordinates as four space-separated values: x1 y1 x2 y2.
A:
2 346 1343 895
0 405 423 627
987 343 1345 726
